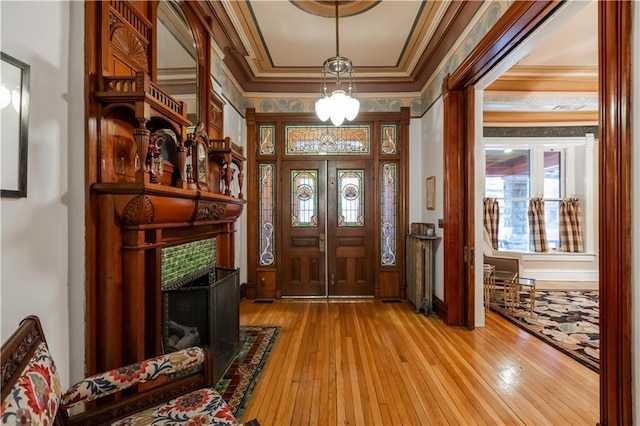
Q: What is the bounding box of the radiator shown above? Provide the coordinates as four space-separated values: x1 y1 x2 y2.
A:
406 234 438 315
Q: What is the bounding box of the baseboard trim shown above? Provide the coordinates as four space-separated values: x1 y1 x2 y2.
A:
523 269 599 281
433 296 447 319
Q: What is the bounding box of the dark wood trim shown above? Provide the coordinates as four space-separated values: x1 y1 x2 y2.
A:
598 1 633 425
448 1 561 89
84 0 100 377
442 77 466 326
432 296 447 320
464 86 476 330
245 108 258 295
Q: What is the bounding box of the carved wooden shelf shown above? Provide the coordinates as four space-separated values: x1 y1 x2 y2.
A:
94 71 191 128
92 182 246 227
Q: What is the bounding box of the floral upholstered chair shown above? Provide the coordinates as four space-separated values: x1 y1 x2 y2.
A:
1 316 259 425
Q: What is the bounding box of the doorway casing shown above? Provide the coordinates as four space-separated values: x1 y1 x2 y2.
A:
440 1 632 424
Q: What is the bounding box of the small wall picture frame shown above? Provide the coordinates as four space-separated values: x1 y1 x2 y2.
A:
426 176 436 210
1 52 30 198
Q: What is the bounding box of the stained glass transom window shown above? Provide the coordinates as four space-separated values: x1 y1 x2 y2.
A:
259 125 275 155
259 164 275 265
285 125 370 155
338 170 364 226
381 125 397 154
380 163 397 266
291 170 318 227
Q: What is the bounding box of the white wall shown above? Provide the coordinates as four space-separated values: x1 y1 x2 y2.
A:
220 88 248 287
415 99 445 301
0 0 84 388
632 1 639 422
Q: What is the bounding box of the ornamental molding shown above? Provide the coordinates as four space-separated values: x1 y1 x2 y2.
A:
195 201 226 221
122 195 155 226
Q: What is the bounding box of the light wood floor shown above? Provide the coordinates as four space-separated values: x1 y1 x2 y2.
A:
239 299 598 426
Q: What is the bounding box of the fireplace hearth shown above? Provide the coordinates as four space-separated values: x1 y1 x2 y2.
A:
163 266 240 382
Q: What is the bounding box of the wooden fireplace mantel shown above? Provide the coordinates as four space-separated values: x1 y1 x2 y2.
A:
92 182 245 227
91 183 246 373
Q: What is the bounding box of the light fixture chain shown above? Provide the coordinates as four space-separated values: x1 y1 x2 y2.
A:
315 0 360 126
335 1 340 58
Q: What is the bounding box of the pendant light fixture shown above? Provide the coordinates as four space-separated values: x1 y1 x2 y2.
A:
314 1 359 127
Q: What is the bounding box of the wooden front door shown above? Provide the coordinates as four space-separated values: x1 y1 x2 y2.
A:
281 159 374 297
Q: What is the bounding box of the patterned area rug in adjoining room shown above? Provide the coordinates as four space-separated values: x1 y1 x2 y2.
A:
216 325 279 419
491 290 599 373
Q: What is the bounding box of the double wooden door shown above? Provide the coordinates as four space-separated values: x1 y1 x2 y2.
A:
280 159 374 297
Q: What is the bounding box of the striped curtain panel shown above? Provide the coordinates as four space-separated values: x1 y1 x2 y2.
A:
528 198 548 252
559 197 584 252
483 198 499 249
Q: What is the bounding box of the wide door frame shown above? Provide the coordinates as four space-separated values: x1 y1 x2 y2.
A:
278 158 376 298
441 1 632 424
246 109 410 301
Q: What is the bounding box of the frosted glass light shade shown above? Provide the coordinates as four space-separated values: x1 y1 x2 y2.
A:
316 89 359 126
315 96 330 121
345 96 360 121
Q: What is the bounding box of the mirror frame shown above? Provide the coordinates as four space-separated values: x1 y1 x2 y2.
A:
1 52 30 198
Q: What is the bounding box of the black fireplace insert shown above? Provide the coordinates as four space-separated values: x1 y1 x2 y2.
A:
162 266 240 382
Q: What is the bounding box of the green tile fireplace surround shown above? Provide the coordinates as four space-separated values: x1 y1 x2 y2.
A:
161 238 217 290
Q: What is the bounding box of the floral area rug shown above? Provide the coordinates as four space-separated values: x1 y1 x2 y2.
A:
215 325 279 419
491 290 599 372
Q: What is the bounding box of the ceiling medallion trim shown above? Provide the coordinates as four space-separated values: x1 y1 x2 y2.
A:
289 1 380 18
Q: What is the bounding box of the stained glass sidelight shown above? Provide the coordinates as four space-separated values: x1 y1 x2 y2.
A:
285 125 370 155
381 125 397 154
380 163 397 266
291 170 318 227
259 125 275 155
259 164 275 265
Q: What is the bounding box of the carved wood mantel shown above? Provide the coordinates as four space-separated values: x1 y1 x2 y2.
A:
92 183 245 372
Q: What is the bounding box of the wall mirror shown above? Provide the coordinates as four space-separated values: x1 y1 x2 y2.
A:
156 0 198 124
1 52 30 198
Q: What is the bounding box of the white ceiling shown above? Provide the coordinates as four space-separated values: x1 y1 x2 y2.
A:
247 1 428 69
158 0 598 105
518 0 597 68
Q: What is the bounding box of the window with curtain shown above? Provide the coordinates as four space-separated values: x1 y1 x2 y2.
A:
485 146 565 252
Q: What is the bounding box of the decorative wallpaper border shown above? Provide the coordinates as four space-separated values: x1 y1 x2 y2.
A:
210 1 511 119
484 125 599 138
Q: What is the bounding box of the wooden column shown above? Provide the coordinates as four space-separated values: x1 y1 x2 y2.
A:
96 195 123 370
442 78 467 326
122 230 147 364
598 1 632 424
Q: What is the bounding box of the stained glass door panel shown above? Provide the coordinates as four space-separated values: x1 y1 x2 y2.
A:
280 160 374 297
327 160 374 296
280 161 326 296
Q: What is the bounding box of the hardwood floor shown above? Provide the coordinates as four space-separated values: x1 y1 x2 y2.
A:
239 299 598 425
